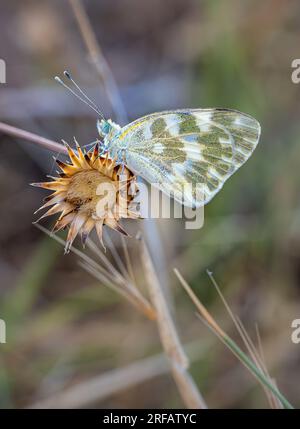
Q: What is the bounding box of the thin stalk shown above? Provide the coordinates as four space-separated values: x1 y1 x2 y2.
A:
140 238 207 409
68 0 127 124
0 122 67 154
174 268 294 410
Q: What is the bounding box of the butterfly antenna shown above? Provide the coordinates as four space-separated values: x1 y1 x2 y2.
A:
63 71 105 118
54 71 105 120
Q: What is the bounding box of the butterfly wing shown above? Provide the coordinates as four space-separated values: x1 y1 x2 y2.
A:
117 109 261 207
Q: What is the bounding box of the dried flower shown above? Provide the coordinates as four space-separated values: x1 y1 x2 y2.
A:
31 142 139 252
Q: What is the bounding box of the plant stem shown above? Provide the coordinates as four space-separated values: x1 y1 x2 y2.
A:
0 122 67 154
68 0 128 125
140 238 208 409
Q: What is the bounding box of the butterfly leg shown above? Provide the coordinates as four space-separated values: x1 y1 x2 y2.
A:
115 148 127 173
81 139 102 153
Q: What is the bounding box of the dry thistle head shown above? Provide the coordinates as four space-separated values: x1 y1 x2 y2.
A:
31 142 140 253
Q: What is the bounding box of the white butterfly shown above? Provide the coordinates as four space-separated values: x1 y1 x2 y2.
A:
56 72 261 208
97 109 261 208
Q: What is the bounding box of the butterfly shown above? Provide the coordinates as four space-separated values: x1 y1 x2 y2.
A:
56 72 261 208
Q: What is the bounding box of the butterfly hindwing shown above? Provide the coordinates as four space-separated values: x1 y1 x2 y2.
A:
117 109 261 207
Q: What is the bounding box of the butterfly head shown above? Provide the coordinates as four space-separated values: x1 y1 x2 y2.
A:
97 119 121 153
54 71 122 154
97 119 112 137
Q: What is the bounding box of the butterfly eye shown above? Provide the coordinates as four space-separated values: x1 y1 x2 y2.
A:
97 119 112 137
103 122 112 133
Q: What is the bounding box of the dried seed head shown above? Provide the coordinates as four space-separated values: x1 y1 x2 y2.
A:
31 143 140 253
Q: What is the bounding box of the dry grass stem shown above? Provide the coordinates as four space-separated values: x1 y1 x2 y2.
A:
36 225 156 320
207 270 282 409
0 121 67 154
29 339 211 409
68 0 127 124
174 269 224 337
174 268 293 409
121 235 137 286
140 238 207 409
103 232 132 281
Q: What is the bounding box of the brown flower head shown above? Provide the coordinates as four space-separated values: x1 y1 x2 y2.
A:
31 142 139 252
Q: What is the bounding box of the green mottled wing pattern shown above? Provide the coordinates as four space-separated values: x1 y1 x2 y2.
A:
118 109 261 207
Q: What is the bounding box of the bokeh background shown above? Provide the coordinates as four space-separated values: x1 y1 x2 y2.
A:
0 0 300 409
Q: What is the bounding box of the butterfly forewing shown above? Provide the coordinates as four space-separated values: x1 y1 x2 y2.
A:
117 109 261 207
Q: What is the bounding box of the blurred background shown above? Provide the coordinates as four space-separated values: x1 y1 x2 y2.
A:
0 0 300 409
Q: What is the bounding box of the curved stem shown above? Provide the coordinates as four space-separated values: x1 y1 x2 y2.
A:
0 122 67 154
